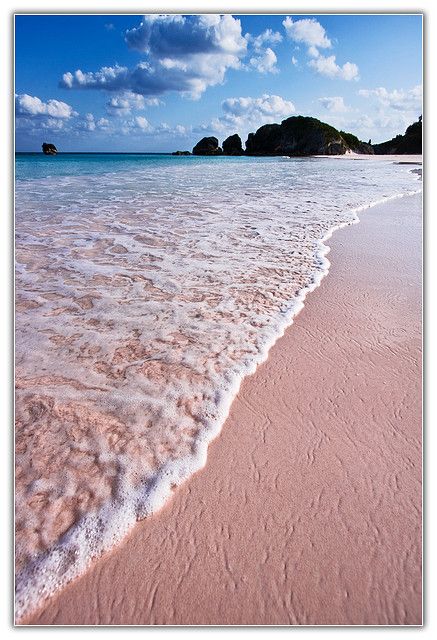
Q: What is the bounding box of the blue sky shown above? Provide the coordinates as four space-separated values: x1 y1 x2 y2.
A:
15 14 422 151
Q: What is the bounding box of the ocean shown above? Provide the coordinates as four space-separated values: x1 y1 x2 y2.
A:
15 152 420 619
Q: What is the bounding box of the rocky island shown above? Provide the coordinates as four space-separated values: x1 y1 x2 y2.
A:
222 134 244 156
192 136 223 155
42 142 57 155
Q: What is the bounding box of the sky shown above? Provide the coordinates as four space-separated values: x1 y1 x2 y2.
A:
15 13 422 152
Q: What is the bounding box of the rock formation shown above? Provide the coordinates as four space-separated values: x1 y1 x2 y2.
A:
246 116 352 156
42 142 57 155
373 117 422 155
190 114 408 157
172 150 191 155
192 136 222 155
222 134 243 156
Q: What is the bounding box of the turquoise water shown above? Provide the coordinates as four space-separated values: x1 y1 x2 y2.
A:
15 152 279 181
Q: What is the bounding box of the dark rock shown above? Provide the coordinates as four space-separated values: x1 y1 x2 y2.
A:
245 116 350 156
192 136 222 156
42 142 57 155
246 124 282 155
373 117 422 155
222 134 244 156
172 150 191 155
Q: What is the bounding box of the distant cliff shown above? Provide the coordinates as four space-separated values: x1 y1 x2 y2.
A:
373 117 422 155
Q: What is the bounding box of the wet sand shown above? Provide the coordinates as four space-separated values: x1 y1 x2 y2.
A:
25 192 422 626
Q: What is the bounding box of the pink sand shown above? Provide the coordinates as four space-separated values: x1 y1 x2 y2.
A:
25 191 422 625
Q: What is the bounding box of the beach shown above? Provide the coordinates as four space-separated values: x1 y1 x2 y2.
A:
24 186 422 626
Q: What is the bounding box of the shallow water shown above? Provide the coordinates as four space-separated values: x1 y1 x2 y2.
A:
15 153 420 619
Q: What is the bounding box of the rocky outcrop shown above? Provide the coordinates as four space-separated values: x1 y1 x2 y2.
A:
339 131 374 154
190 115 395 157
222 134 243 156
245 116 350 156
192 136 222 155
172 150 191 155
373 117 422 155
42 142 57 155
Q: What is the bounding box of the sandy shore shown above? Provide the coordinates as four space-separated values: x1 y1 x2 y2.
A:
25 191 422 626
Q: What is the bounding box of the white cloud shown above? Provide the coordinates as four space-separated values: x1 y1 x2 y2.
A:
343 112 417 142
74 113 113 133
96 117 110 129
309 55 359 81
134 115 152 131
106 91 162 116
283 17 359 81
307 45 320 59
358 85 422 111
222 94 295 121
249 47 278 74
251 28 283 50
15 94 76 119
318 96 349 112
198 93 296 139
83 113 96 131
61 15 248 100
116 118 190 139
283 17 331 49
320 87 421 144
291 56 298 66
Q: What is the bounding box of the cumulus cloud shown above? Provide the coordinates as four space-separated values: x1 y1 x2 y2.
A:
343 111 418 142
309 55 359 81
75 113 105 132
197 94 295 139
283 16 359 81
320 84 421 144
318 96 349 112
117 118 190 138
307 45 320 59
358 85 422 111
61 15 247 100
251 28 283 50
125 14 245 56
291 56 298 66
222 94 295 122
283 17 331 50
249 47 278 74
106 91 162 116
134 115 152 131
15 93 76 119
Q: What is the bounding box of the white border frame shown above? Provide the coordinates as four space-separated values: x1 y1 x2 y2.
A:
2 2 434 637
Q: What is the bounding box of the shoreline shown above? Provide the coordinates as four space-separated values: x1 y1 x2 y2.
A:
24 190 422 626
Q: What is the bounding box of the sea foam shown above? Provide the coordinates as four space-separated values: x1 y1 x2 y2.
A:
15 155 420 619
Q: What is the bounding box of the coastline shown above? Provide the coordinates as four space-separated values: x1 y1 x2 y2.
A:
24 189 422 626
